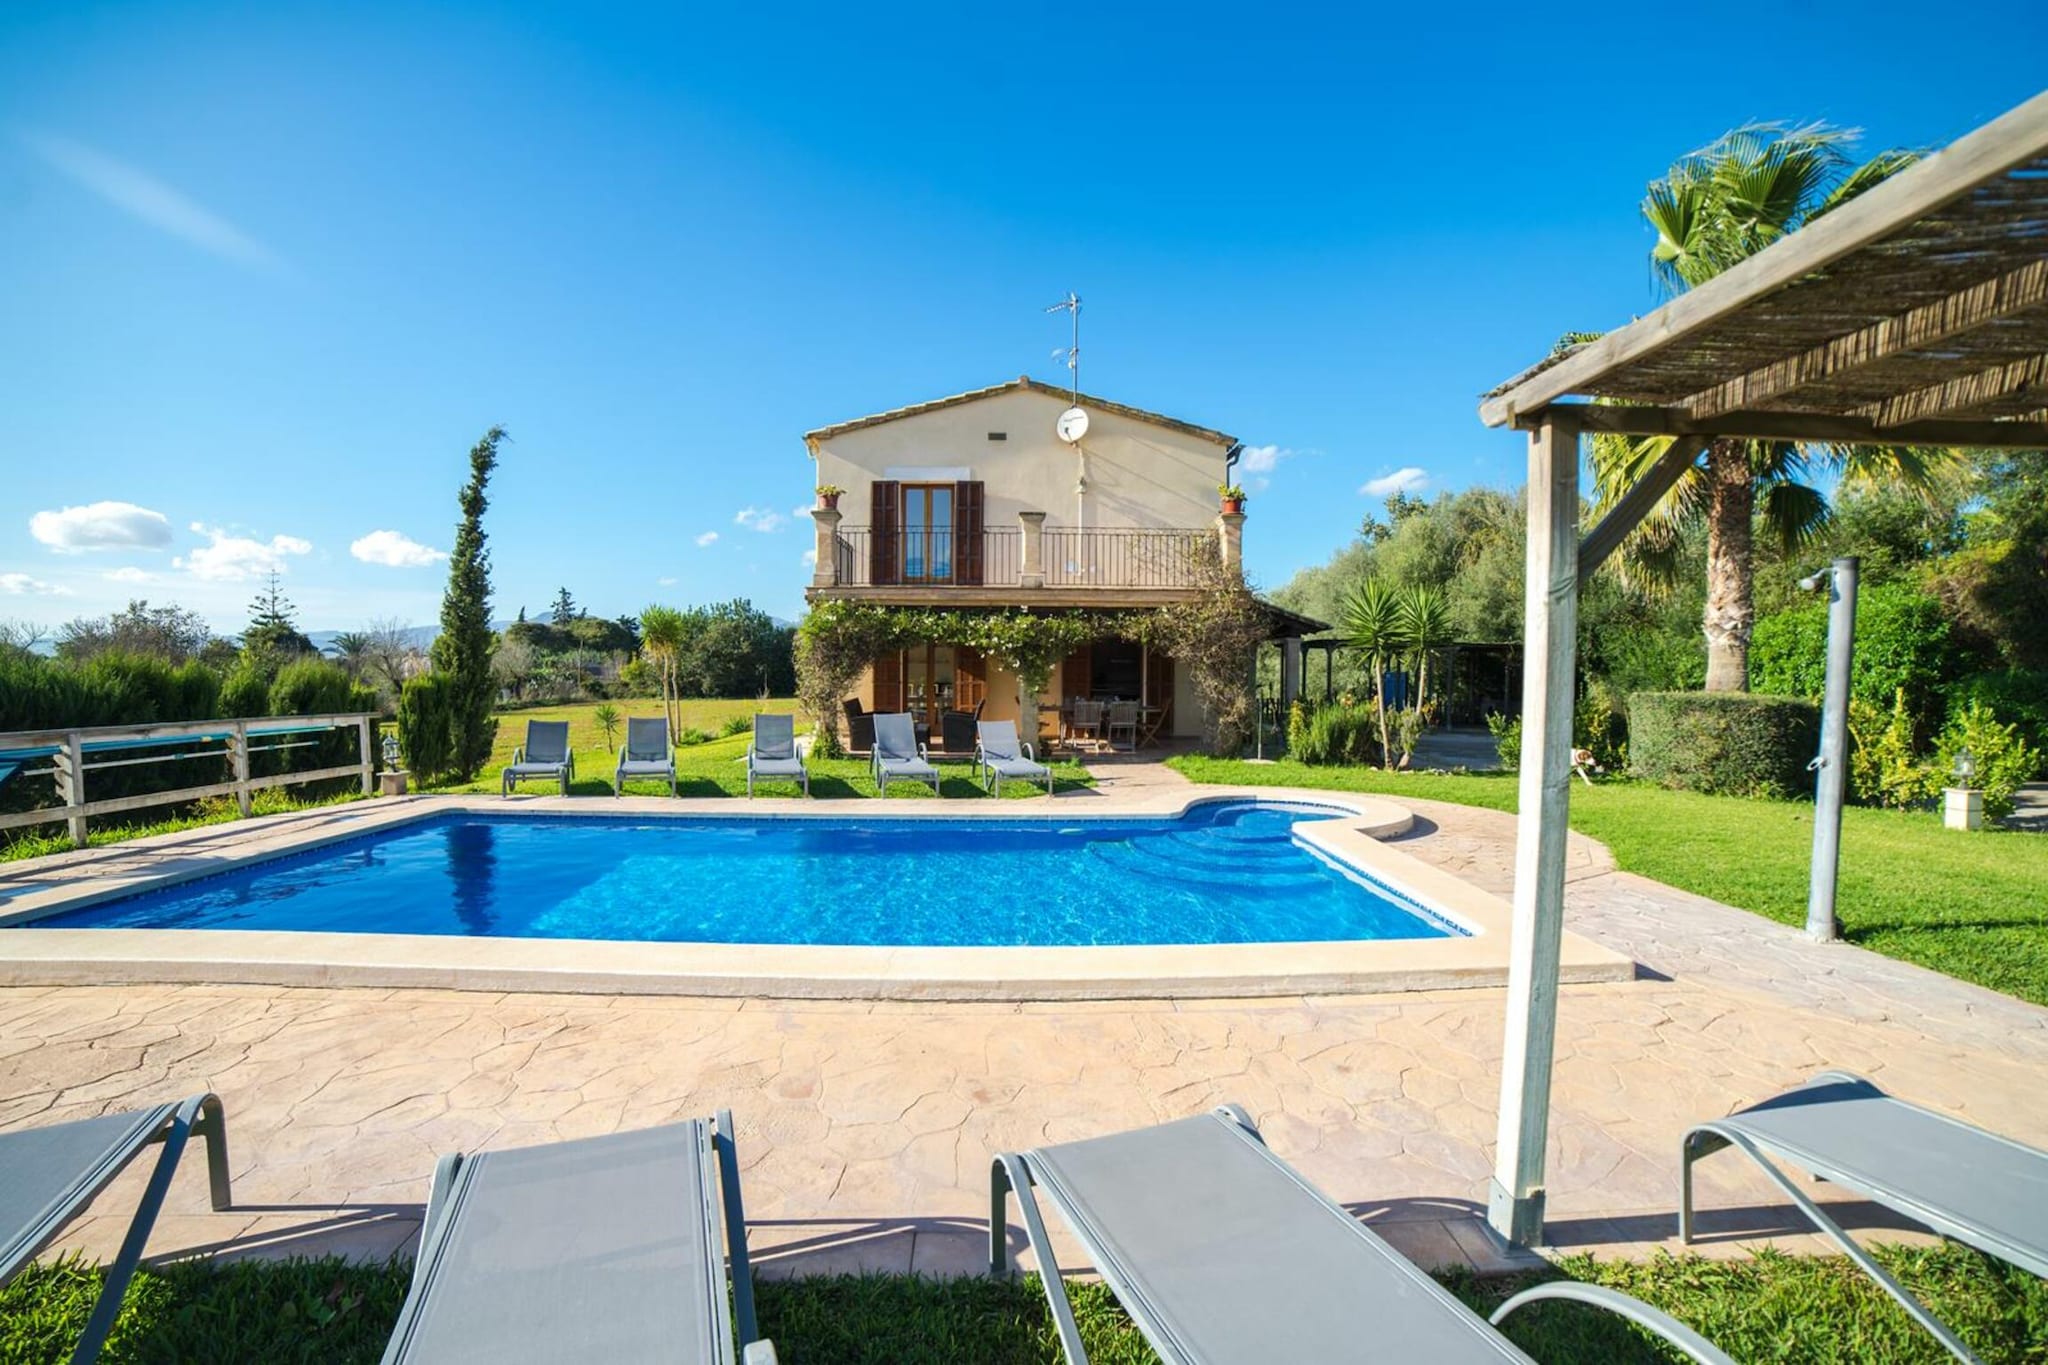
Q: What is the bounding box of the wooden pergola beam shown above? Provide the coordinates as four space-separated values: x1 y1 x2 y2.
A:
1577 435 1707 582
1682 259 2048 420
1859 352 2048 428
1479 91 2048 428
1524 403 2048 449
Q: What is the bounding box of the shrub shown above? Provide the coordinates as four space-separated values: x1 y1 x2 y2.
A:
1749 583 1961 743
675 725 713 747
1288 701 1379 766
1847 692 1934 810
719 713 752 738
218 661 272 721
1627 692 1819 799
396 673 455 784
1485 712 1521 772
1574 679 1627 771
1934 700 2042 819
1949 669 2048 760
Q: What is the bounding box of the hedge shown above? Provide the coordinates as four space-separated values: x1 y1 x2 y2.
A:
1627 691 1819 799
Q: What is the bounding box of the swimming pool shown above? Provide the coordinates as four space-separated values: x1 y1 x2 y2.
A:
27 801 1463 948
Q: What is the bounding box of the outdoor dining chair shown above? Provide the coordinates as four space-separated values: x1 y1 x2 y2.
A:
1105 700 1139 751
501 720 573 796
992 1105 1735 1365
1 1094 233 1365
1065 699 1103 751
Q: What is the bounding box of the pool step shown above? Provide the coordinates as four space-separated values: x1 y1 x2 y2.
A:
1088 837 1326 891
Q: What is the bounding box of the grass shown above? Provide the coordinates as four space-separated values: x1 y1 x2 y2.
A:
0 787 370 865
5 1245 2043 1363
1169 755 2048 1006
427 699 1093 800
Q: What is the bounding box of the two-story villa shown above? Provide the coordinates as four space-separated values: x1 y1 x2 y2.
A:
804 376 1313 746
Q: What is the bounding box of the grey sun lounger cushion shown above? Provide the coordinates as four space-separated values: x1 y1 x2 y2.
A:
974 720 1052 796
1683 1070 2048 1361
614 716 676 796
384 1114 774 1365
871 712 938 797
502 720 574 795
745 714 808 797
1 1094 232 1365
994 1106 1733 1365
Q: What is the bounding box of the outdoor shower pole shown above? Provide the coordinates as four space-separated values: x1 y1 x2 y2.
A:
1805 556 1858 942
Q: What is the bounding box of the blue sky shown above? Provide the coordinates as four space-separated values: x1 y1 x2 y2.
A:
5 3 2044 633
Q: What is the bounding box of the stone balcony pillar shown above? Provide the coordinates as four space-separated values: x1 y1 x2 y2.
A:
811 507 842 588
1018 510 1046 588
1217 510 1246 574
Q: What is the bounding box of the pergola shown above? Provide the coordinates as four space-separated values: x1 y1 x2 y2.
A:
1477 90 2048 1246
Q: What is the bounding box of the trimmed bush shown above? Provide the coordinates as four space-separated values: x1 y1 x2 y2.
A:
1287 701 1380 766
1628 692 1819 799
396 673 456 785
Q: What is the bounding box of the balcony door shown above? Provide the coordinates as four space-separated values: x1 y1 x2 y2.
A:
900 484 954 584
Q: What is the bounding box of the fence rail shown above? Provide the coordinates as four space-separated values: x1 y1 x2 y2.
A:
0 712 379 847
828 526 1208 589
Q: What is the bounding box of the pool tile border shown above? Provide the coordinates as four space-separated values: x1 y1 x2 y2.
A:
0 790 1635 999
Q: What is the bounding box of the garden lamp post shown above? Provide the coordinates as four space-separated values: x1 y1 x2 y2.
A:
379 732 408 797
1945 747 1982 831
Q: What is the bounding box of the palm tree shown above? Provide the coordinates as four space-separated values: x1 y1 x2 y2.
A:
326 631 372 679
1343 579 1404 769
638 605 686 735
1590 123 1954 691
1397 584 1453 727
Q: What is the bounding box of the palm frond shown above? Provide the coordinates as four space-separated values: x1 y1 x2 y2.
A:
1758 480 1832 554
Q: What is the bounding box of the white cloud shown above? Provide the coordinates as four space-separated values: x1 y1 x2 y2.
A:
176 522 311 582
801 547 818 567
1239 444 1286 474
695 531 720 547
20 131 283 271
1360 467 1429 498
29 500 173 553
657 575 678 587
104 566 158 584
350 529 446 569
734 506 787 533
0 572 69 596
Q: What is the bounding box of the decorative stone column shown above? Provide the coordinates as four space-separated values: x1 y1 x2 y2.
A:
1217 510 1246 573
1018 511 1046 588
811 507 841 588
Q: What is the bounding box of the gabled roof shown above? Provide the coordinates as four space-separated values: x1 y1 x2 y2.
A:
804 376 1239 449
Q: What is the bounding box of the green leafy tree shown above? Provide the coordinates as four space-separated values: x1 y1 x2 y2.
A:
431 427 505 780
550 587 578 626
638 604 688 735
1589 123 1956 693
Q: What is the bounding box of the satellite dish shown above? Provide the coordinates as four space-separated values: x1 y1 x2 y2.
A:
1056 406 1090 444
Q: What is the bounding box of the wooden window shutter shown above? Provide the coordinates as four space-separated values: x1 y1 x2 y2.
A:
871 650 904 713
952 480 985 586
956 646 986 710
869 480 900 585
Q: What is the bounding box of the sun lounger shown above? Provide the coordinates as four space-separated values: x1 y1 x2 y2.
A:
383 1113 775 1364
745 714 808 797
871 712 939 798
1 1094 232 1364
614 716 677 796
501 720 573 796
1682 1070 2048 1362
993 1105 1734 1365
973 719 1052 797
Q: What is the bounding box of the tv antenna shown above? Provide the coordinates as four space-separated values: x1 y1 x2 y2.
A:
1045 291 1081 403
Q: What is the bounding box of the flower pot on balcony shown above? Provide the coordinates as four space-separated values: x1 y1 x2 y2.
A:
1220 497 1245 515
818 492 842 511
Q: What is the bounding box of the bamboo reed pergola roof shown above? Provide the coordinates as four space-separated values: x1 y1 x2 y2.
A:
1481 91 2048 450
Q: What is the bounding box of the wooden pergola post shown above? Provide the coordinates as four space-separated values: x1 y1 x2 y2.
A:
1489 409 1582 1246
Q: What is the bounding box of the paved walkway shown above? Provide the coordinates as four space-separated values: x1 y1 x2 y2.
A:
6 775 2046 1283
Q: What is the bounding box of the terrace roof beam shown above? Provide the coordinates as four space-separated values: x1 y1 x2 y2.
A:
1514 404 2048 448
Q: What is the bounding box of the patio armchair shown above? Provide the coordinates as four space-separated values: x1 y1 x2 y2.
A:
940 699 985 754
501 720 573 796
382 1114 775 1364
974 719 1053 797
613 716 676 797
992 1105 1735 1365
1 1094 233 1364
1682 1071 2048 1362
871 711 940 797
841 698 875 755
745 713 809 797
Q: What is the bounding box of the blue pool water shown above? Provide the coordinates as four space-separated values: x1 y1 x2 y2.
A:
26 802 1461 948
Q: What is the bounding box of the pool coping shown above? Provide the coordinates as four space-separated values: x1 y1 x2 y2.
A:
0 789 1636 1000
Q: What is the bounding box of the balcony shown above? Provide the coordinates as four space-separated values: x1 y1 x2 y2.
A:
815 525 1223 599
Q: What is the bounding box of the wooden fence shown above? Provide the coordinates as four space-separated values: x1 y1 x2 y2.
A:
0 713 378 848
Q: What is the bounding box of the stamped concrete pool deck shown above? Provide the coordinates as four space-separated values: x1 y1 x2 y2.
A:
3 766 2045 1284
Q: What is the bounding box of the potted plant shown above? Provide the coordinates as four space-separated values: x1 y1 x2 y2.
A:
1218 483 1246 515
816 483 845 511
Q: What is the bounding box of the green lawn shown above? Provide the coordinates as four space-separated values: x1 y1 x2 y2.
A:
427 699 1093 800
1169 756 2048 1006
7 1244 2044 1363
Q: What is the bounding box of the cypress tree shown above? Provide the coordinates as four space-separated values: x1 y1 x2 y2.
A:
433 426 504 779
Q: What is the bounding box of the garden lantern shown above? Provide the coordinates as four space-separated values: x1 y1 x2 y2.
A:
1945 746 1982 832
